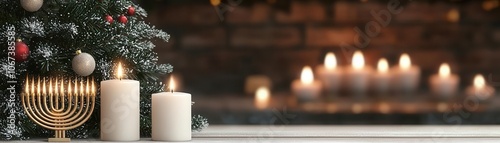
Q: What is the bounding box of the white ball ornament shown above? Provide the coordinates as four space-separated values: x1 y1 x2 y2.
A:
72 50 96 76
20 0 43 12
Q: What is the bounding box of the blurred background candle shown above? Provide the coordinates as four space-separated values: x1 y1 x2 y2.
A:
101 62 140 141
346 51 372 97
429 63 459 98
372 58 390 96
466 74 495 100
316 52 342 95
152 76 191 141
392 53 421 94
254 86 270 110
292 66 321 102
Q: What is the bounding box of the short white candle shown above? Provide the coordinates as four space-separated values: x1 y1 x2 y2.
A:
429 63 459 98
466 74 495 100
101 62 140 141
373 58 390 95
152 76 191 141
316 52 342 94
346 51 372 96
292 66 321 102
392 53 420 94
255 86 270 110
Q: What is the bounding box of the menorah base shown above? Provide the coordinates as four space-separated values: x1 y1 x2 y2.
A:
48 138 70 142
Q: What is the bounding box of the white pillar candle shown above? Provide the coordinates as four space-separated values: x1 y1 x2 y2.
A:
372 58 390 95
101 62 140 141
392 53 420 94
291 66 321 102
255 86 270 110
316 52 342 94
466 74 495 100
152 76 191 141
346 51 372 96
429 63 459 98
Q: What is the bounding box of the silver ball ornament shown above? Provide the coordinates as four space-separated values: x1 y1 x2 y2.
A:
72 51 95 76
20 0 43 12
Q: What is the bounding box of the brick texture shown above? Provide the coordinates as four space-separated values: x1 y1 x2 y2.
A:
151 0 500 94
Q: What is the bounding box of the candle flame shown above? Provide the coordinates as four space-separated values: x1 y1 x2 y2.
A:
255 87 270 101
37 76 41 95
255 86 270 110
60 77 64 95
352 50 365 70
86 77 90 95
68 78 72 96
80 78 84 95
169 76 175 92
377 58 389 73
399 53 411 70
74 77 78 95
25 75 29 95
474 74 486 88
31 76 35 95
439 63 451 77
49 78 52 95
324 52 337 70
54 77 58 95
300 66 314 84
116 62 123 80
42 77 46 95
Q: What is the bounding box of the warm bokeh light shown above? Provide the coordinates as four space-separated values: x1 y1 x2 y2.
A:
116 62 123 80
352 103 363 114
474 74 486 88
324 52 337 70
439 63 451 77
300 66 314 84
169 76 176 92
255 86 270 110
399 53 411 70
352 51 364 70
377 58 388 73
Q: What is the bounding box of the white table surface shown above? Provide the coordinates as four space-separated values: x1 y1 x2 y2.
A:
8 125 500 142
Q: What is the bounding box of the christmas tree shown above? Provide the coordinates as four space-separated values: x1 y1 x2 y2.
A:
0 0 207 140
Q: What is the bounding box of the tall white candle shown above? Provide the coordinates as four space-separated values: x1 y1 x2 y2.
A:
291 66 321 102
152 76 191 141
346 51 372 96
429 63 459 98
466 74 495 100
373 58 390 95
316 52 342 94
392 53 420 94
101 62 140 141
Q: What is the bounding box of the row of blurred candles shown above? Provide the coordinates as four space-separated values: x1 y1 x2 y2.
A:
253 50 495 110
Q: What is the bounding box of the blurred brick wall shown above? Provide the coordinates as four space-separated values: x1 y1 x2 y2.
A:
146 0 500 95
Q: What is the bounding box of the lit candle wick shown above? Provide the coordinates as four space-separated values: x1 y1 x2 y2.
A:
117 62 123 80
169 76 175 93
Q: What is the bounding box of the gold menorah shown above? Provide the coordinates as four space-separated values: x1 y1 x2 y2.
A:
22 75 96 142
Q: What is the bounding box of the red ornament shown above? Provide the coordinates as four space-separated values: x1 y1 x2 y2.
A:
127 6 135 16
105 15 113 24
118 15 127 24
14 39 30 62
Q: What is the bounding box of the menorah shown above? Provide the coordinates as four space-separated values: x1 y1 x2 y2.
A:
22 75 96 142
